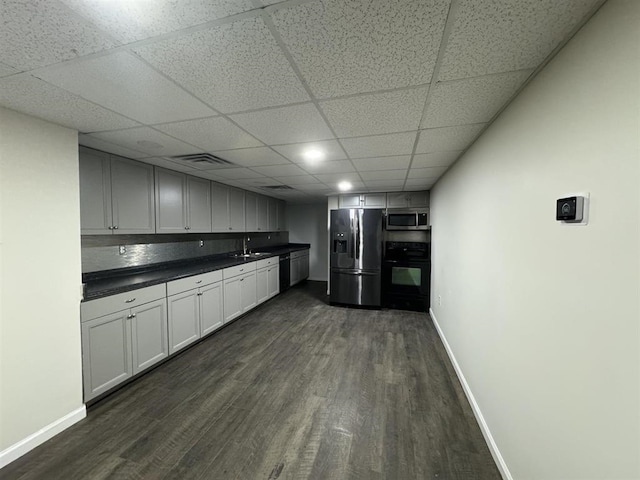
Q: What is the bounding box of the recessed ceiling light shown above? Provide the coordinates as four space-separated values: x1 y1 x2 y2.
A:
338 181 352 191
302 148 325 163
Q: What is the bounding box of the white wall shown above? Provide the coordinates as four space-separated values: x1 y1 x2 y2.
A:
287 202 328 281
0 108 85 465
429 1 639 478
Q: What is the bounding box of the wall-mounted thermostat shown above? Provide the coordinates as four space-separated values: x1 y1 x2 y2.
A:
556 193 589 225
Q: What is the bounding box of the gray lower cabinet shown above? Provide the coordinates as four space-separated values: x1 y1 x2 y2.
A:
240 271 257 312
223 276 242 322
81 286 168 401
267 264 280 298
199 281 223 336
167 290 200 354
290 250 310 286
256 267 269 304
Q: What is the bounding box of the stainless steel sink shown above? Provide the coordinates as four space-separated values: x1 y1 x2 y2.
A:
231 252 268 258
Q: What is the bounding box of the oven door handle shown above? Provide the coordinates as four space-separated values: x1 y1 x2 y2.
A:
386 260 398 263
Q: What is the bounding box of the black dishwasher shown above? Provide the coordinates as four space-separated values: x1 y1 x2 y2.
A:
279 255 291 292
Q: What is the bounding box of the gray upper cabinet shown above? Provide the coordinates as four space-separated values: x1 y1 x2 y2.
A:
79 147 155 235
186 176 212 233
277 200 286 231
256 195 268 231
212 182 245 232
339 193 386 209
156 168 212 233
245 192 258 232
79 148 112 234
387 191 429 208
268 197 278 231
155 168 186 233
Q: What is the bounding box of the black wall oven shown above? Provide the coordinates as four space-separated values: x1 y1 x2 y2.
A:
383 242 430 311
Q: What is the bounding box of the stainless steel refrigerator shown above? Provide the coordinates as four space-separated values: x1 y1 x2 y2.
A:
330 208 383 307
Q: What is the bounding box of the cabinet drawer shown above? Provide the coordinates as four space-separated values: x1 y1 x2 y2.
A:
81 284 166 322
290 250 309 260
223 262 256 279
167 270 223 296
256 257 277 269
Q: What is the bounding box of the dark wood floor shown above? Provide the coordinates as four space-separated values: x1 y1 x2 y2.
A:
2 281 500 480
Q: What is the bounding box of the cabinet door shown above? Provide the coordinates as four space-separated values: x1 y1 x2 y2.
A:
240 271 257 313
290 257 299 286
277 200 286 231
267 265 279 298
155 168 187 233
81 311 132 401
256 195 269 231
245 192 258 232
256 267 269 305
130 299 168 375
187 176 212 233
386 192 409 208
200 281 223 336
408 191 429 208
363 193 386 208
79 148 113 234
111 156 156 234
211 182 230 232
339 194 361 208
228 187 245 232
223 276 242 323
167 290 200 354
267 197 278 232
301 254 310 280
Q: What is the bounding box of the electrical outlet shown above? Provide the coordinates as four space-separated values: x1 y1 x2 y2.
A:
438 295 442 306
119 245 126 255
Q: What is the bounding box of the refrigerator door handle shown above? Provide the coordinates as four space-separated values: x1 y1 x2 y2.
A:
355 210 360 260
333 269 379 276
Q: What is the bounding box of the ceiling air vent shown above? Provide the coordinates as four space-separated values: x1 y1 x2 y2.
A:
170 153 235 168
262 185 295 191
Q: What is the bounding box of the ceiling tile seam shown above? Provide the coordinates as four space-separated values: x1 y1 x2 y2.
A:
79 135 149 158
257 7 364 192
315 82 431 103
404 0 460 190
424 0 609 194
24 7 266 75
17 71 147 134
261 0 319 14
434 67 539 88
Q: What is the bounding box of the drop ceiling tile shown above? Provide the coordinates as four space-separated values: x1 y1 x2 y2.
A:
0 62 19 78
439 0 601 81
364 179 406 188
407 167 447 179
137 157 198 173
359 170 407 181
314 172 363 184
212 147 290 167
60 0 255 43
280 176 321 185
405 178 436 188
212 168 266 180
352 155 412 172
230 104 334 145
79 134 148 159
416 124 486 153
133 17 309 113
88 127 201 157
35 51 215 125
0 0 117 70
0 74 140 133
271 0 448 98
300 160 355 175
341 132 417 159
154 117 262 152
320 87 428 138
272 140 347 163
251 164 309 177
292 183 332 191
243 178 283 186
422 71 532 128
412 152 460 169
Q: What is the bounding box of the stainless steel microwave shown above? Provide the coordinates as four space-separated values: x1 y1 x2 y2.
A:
385 210 430 230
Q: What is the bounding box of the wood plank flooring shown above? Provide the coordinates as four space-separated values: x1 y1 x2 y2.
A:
2 281 501 480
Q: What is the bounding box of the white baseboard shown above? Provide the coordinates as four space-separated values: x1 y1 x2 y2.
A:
0 405 86 469
429 308 513 480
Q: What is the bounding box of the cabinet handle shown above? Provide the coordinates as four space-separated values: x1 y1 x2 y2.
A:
127 314 132 319
197 292 203 296
196 280 202 284
108 226 114 230
240 278 244 282
239 268 244 272
125 298 136 303
131 313 136 318
113 225 118 230
228 227 232 230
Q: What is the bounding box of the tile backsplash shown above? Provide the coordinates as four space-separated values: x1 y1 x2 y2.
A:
82 232 289 273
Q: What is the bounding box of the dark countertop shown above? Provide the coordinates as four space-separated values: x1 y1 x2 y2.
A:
82 243 310 301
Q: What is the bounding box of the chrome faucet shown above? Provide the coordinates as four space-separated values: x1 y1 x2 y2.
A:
243 236 251 255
